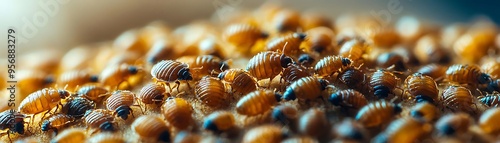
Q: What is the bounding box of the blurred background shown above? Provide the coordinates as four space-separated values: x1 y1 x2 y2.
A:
1 0 499 58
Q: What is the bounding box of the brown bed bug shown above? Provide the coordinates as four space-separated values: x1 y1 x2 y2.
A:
281 63 311 84
369 69 401 99
283 76 328 100
162 97 194 130
281 136 318 143
105 90 139 120
414 34 450 64
441 86 475 113
266 33 307 56
56 70 99 91
374 117 432 143
314 55 352 77
50 128 87 143
83 109 115 132
416 64 447 80
409 102 439 123
203 111 236 132
329 89 368 109
445 64 491 86
404 73 439 103
100 64 143 90
242 125 284 143
338 66 367 91
246 51 293 82
236 89 282 116
87 132 125 143
176 55 229 80
18 88 70 119
303 26 334 53
333 119 369 142
41 113 75 133
272 9 301 33
478 107 500 135
486 79 500 93
376 52 407 71
150 60 193 90
482 61 500 79
17 70 54 98
195 76 228 108
0 110 26 142
479 93 500 107
137 83 168 105
435 113 472 136
218 69 258 97
271 105 298 125
76 85 109 102
338 39 366 61
355 101 402 128
297 53 315 67
298 108 330 140
223 23 268 49
62 97 95 119
132 115 171 143
174 131 201 143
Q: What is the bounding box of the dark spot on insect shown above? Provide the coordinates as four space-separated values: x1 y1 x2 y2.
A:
271 109 286 123
90 75 99 82
116 106 132 120
41 121 50 132
328 93 341 106
440 124 455 135
179 69 193 80
283 89 296 100
203 120 218 131
487 80 500 93
479 73 491 84
58 90 70 99
44 76 55 84
280 55 293 68
274 93 282 102
373 85 390 99
128 66 139 74
394 104 402 113
410 111 423 118
416 95 434 103
341 58 352 66
261 32 269 39
295 33 307 40
217 72 225 80
319 79 328 90
298 54 315 66
100 121 115 132
158 130 171 142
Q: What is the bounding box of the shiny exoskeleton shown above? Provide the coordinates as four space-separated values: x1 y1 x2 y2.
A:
486 79 500 93
223 23 268 49
137 83 168 104
162 97 194 130
242 125 284 143
435 113 472 136
272 9 301 33
195 76 228 108
76 85 109 102
283 76 328 100
445 64 491 85
203 111 236 132
105 90 137 120
218 69 258 97
338 67 367 91
266 33 306 56
355 101 402 128
374 117 432 143
246 51 293 81
298 108 329 140
56 70 99 91
416 64 447 80
479 108 500 136
333 119 369 142
329 89 368 109
404 73 439 103
18 88 70 115
297 53 315 67
236 89 282 116
100 64 142 89
376 52 406 71
41 113 75 133
131 115 171 142
281 63 310 83
62 97 95 119
409 102 439 123
0 110 26 141
338 40 365 61
369 69 401 99
314 56 352 77
177 55 229 80
441 86 474 113
83 109 115 132
150 60 193 88
303 26 334 53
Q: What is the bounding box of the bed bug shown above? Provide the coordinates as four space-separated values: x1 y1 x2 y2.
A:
338 67 367 91
297 53 315 67
162 97 194 130
271 105 298 125
435 113 472 136
283 76 328 100
376 52 407 71
486 79 500 93
314 56 352 77
246 51 293 81
266 33 306 56
76 85 109 102
151 60 193 90
195 76 228 108
479 93 500 107
478 107 500 135
83 109 115 132
409 102 439 123
281 63 311 83
203 111 235 132
298 108 329 140
100 64 143 90
404 73 439 103
355 101 402 128
50 128 87 143
281 136 318 143
132 115 170 142
17 70 54 98
242 125 284 143
218 69 258 97
62 97 95 119
417 64 448 80
56 70 99 91
105 90 139 120
303 27 334 53
0 110 26 142
174 131 201 143
414 34 450 64
481 61 500 79
373 117 432 143
369 69 401 99
146 39 175 64
137 83 168 105
445 64 491 86
338 40 366 61
329 89 368 109
333 119 369 142
441 86 475 113
236 89 281 116
87 132 126 143
18 88 70 120
223 23 268 49
41 113 75 133
176 55 229 80
272 9 301 33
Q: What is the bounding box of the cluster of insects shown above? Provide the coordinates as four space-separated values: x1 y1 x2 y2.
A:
2 4 500 143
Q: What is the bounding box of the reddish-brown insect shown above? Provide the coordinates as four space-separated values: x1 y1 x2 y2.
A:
132 115 171 142
272 9 301 33
338 67 367 91
409 102 439 123
18 88 70 118
218 69 258 97
445 64 491 85
478 107 500 135
417 64 448 80
62 97 95 119
195 76 229 108
83 109 115 132
297 53 316 67
303 26 335 53
338 40 366 61
329 89 368 109
0 110 26 142
281 63 311 83
486 79 500 93
435 113 472 136
162 97 194 130
150 60 193 90
105 90 138 120
266 33 307 56
369 69 401 99
374 117 432 143
404 73 439 103
50 128 87 143
314 56 352 77
203 111 236 132
17 70 54 98
56 70 98 91
271 105 298 125
355 101 402 128
242 125 284 143
283 76 328 100
177 55 229 80
137 83 168 104
441 86 475 113
376 53 407 71
236 89 281 116
298 108 330 140
414 34 450 64
100 64 143 89
41 113 75 133
76 85 109 102
246 51 293 81
479 93 500 107
223 24 268 49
